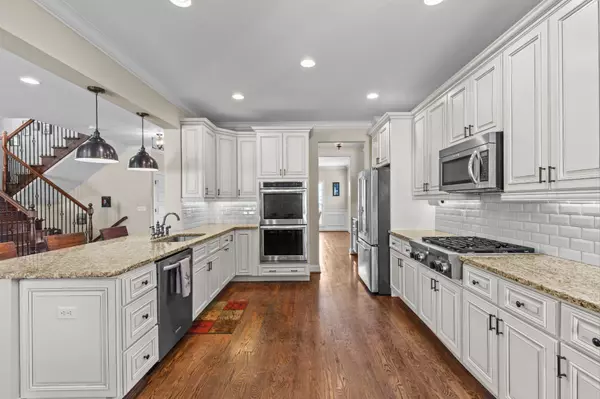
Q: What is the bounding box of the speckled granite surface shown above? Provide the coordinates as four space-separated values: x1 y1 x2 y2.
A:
389 230 454 241
462 254 600 313
0 224 258 279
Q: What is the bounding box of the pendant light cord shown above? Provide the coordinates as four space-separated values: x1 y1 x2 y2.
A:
141 114 145 150
95 92 99 131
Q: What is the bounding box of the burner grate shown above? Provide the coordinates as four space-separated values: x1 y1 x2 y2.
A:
422 236 535 254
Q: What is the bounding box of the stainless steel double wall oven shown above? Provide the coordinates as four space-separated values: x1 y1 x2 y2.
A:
259 181 308 262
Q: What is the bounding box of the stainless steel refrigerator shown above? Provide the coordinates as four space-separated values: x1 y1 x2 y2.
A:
357 167 390 294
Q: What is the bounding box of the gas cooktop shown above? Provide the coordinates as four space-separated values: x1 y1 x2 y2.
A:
422 236 535 254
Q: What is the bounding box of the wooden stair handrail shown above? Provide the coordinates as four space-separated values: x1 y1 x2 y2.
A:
92 216 128 242
0 190 34 217
6 119 34 141
3 148 89 212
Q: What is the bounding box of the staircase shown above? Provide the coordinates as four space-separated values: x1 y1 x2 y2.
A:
1 119 94 255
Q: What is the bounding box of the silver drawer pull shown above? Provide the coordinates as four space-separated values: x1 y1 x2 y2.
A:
515 301 525 308
142 314 149 320
472 280 480 286
268 270 277 273
291 269 298 272
143 354 150 360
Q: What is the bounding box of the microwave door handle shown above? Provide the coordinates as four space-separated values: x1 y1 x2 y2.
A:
468 151 479 184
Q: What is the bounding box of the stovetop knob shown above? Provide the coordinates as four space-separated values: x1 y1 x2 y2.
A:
415 252 426 262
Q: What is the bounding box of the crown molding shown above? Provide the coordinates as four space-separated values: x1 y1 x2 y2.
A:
410 0 563 116
368 112 413 136
32 0 195 117
217 120 371 132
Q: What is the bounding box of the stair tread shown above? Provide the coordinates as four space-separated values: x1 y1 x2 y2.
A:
51 146 68 150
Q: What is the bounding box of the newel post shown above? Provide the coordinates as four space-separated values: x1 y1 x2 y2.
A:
27 205 37 254
2 131 8 192
87 203 94 243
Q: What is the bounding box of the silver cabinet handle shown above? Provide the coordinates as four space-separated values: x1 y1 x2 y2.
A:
280 169 282 176
205 187 208 195
464 126 469 138
291 269 298 272
468 124 474 135
217 188 220 196
538 167 547 183
238 189 241 196
268 269 277 273
548 166 556 183
283 169 286 175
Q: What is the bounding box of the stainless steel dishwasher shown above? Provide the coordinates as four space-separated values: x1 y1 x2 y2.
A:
156 248 192 360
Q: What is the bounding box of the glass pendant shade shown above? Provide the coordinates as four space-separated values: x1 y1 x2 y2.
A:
76 86 119 163
128 112 159 171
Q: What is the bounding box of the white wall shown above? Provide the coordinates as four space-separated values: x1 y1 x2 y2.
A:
319 166 348 231
68 146 154 237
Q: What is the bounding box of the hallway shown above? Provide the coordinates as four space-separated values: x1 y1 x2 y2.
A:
135 232 489 399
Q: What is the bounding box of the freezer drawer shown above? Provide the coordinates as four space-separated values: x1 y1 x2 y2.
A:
358 239 378 293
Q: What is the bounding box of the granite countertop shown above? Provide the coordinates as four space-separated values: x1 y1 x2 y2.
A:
462 254 600 313
389 230 454 241
0 224 258 280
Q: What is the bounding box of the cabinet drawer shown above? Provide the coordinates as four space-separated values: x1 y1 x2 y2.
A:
499 280 558 336
207 239 220 254
193 244 207 262
122 289 158 349
123 326 158 394
400 241 412 258
463 264 498 303
390 236 403 252
220 233 234 247
259 265 307 276
121 263 157 306
561 303 600 360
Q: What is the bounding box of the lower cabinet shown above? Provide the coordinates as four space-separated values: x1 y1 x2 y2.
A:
560 344 600 399
220 244 233 289
417 266 438 331
401 257 419 313
193 259 208 319
207 253 221 300
236 230 257 276
390 249 404 297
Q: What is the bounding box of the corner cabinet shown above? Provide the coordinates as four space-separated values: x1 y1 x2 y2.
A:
237 136 257 198
256 130 309 179
181 124 216 199
235 229 258 276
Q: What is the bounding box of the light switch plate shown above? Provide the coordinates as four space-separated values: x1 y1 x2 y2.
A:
137 206 147 212
57 306 77 319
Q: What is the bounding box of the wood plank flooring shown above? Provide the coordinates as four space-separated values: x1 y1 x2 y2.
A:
135 232 490 399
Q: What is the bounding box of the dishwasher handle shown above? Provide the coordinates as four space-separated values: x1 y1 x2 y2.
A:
163 262 181 272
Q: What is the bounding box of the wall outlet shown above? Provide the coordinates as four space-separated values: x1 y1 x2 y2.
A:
57 306 77 319
137 206 147 212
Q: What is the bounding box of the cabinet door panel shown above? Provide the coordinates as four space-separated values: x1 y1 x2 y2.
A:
413 112 427 195
257 134 282 178
372 133 380 167
472 55 503 134
237 137 257 198
204 130 217 197
208 256 221 300
561 344 600 399
549 0 600 190
498 310 558 399
401 259 419 312
436 278 461 359
417 266 437 332
390 250 402 297
283 133 308 177
217 134 236 198
427 98 446 193
447 81 470 145
378 123 390 166
181 126 202 198
193 263 208 318
462 291 499 396
504 23 549 192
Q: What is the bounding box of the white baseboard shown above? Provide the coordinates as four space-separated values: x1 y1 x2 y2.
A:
309 264 321 273
319 227 348 232
232 275 310 282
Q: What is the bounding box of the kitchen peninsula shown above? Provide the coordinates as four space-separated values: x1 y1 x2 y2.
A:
0 224 270 399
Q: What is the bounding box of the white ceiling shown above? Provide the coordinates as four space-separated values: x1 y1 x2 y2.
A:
319 156 350 167
35 0 542 123
0 49 162 146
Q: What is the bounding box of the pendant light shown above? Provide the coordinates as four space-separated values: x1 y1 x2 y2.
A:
76 86 119 163
128 112 159 171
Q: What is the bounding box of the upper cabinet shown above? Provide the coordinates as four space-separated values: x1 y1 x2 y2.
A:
413 99 446 197
447 80 470 146
413 111 427 195
216 133 236 199
257 131 309 179
182 124 216 199
371 121 390 168
237 136 257 198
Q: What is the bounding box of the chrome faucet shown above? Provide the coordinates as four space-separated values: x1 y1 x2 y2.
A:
150 212 181 239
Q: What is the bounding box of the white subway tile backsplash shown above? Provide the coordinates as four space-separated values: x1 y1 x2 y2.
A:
181 201 258 229
435 199 600 267
559 248 582 262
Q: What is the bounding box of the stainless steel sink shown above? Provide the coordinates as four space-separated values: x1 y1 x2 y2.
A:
155 234 205 243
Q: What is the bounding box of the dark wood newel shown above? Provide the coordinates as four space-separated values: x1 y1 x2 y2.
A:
87 203 94 243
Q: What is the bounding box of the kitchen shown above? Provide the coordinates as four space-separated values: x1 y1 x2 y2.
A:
0 0 599 398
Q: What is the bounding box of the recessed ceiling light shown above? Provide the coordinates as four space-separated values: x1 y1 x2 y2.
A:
169 0 191 7
20 76 40 85
232 92 245 100
367 92 379 100
424 0 444 5
300 58 316 68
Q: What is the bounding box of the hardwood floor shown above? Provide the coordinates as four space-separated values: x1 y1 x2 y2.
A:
136 232 490 399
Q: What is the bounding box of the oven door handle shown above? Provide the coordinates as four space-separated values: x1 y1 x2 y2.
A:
260 225 306 230
468 151 481 184
259 189 307 194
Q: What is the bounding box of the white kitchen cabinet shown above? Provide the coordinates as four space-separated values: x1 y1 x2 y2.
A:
204 129 217 198
220 244 234 288
237 136 257 198
236 230 257 276
471 55 503 135
371 121 390 168
560 343 600 399
371 131 379 168
447 80 470 145
20 280 118 399
503 21 550 193
208 254 221 300
181 125 216 199
216 133 236 198
498 310 558 399
282 133 309 178
390 249 403 298
463 290 499 396
401 257 419 313
548 0 600 193
257 131 309 179
412 111 427 195
193 260 208 319
436 277 462 359
417 265 438 332
427 97 446 193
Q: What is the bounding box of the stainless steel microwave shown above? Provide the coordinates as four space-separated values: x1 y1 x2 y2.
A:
439 132 503 193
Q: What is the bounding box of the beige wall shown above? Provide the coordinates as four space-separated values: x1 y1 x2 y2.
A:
319 167 348 210
69 146 154 237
